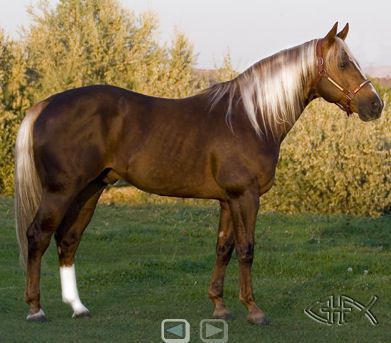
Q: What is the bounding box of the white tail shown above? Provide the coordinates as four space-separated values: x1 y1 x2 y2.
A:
14 104 44 268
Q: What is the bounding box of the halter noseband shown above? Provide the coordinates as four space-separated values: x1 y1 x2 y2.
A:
314 39 371 116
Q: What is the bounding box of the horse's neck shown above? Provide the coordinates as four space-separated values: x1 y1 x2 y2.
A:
253 44 317 142
272 83 316 143
205 40 317 143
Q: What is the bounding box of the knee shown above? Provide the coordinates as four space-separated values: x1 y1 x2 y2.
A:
27 205 63 246
236 243 254 264
56 232 80 250
26 224 51 252
216 242 234 263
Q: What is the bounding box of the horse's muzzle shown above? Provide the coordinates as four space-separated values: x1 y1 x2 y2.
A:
358 95 383 121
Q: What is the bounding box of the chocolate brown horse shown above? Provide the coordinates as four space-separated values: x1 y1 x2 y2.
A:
15 23 382 324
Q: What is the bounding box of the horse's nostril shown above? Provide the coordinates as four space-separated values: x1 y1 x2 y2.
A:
371 100 381 111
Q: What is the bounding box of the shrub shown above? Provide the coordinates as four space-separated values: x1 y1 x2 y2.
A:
262 97 391 217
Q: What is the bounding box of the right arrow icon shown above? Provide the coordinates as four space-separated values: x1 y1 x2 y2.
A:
205 323 223 338
200 319 228 343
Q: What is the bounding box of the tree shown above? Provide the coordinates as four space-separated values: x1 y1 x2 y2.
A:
23 0 199 100
215 50 237 82
160 31 196 98
0 30 32 194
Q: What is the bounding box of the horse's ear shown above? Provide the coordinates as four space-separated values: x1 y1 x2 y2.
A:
337 23 349 40
324 22 338 46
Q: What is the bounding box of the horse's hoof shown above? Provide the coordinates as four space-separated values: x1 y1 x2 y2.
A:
26 309 46 322
247 312 269 326
72 309 91 319
213 308 234 320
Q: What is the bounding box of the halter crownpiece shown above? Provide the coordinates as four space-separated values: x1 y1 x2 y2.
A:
314 39 371 116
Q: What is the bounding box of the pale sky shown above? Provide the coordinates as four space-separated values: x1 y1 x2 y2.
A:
1 0 390 70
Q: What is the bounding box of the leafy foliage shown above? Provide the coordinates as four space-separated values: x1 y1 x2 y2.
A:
262 99 391 217
24 0 198 99
0 31 32 194
215 50 238 81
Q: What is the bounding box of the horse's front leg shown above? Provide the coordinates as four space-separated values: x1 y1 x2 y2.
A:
208 201 234 319
227 186 268 325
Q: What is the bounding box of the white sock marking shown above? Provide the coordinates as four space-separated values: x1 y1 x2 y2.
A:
60 264 89 315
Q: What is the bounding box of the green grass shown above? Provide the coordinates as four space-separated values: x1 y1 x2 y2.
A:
0 196 390 342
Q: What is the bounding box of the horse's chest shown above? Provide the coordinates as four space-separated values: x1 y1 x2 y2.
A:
255 155 279 195
258 174 276 195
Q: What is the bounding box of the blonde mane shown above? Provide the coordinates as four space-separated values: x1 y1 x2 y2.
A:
206 40 318 138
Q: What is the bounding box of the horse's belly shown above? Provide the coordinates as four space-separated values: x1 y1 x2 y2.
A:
119 157 222 199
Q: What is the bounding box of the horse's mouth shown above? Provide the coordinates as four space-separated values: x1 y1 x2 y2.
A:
358 112 382 122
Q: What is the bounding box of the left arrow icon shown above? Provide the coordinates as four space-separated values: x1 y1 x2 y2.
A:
161 319 190 343
166 323 184 337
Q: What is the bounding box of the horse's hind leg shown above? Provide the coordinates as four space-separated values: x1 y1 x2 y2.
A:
54 180 106 318
208 201 234 319
25 192 73 321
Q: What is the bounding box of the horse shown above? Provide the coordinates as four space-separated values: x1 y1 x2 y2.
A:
14 22 383 324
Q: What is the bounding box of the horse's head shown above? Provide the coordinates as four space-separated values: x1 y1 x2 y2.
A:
314 23 383 121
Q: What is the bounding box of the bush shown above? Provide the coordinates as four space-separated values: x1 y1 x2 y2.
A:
0 31 32 194
262 97 391 217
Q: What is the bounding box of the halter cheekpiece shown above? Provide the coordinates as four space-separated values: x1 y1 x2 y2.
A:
314 39 371 116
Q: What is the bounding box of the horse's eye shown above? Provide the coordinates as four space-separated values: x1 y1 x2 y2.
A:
339 61 348 69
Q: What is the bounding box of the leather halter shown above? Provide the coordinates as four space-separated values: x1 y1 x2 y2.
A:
314 39 371 116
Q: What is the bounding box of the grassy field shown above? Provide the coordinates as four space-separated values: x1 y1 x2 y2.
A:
0 196 390 342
